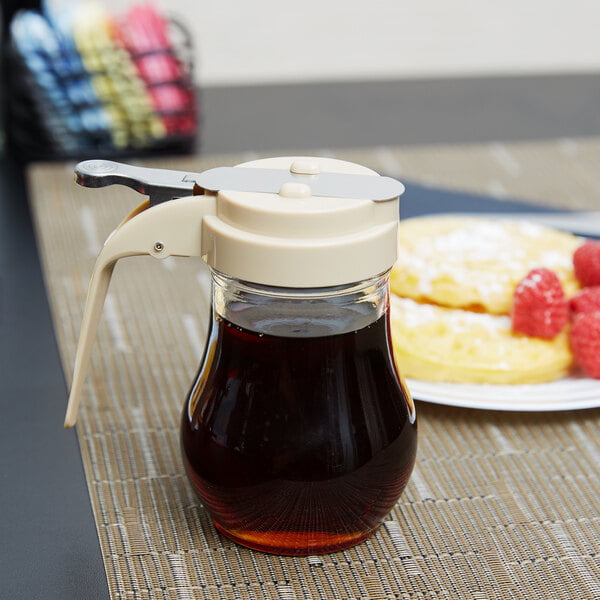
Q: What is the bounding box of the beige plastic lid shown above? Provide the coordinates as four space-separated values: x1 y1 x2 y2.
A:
201 156 403 287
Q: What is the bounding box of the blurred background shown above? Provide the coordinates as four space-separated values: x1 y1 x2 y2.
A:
118 0 600 87
1 0 600 159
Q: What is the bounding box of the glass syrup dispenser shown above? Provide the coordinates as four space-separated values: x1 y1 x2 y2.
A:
65 155 417 555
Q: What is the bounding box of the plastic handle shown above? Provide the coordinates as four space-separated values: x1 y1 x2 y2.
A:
64 194 217 428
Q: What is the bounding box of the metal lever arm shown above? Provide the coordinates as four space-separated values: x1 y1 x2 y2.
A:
64 194 216 427
76 159 406 204
75 160 198 205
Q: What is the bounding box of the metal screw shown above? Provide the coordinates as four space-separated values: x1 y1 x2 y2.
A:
153 241 165 253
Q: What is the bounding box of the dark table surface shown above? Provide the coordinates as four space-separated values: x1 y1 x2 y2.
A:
2 73 600 599
0 156 110 599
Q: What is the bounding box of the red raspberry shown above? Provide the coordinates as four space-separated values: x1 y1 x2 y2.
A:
570 286 600 315
511 268 568 339
573 240 600 286
569 311 600 378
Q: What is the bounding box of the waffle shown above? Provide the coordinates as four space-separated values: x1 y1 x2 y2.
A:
389 216 581 384
391 216 582 315
390 296 574 384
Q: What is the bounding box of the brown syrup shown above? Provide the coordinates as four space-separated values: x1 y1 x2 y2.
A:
181 311 417 555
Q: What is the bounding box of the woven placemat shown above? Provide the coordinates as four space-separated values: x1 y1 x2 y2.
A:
28 138 600 599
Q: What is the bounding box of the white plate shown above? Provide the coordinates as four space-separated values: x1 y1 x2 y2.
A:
407 375 600 411
400 211 600 411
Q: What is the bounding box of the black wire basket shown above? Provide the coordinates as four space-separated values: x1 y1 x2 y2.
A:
4 9 199 162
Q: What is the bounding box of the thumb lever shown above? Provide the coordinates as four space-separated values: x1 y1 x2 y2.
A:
75 160 199 205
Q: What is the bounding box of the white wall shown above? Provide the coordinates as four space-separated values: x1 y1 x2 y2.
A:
105 0 600 87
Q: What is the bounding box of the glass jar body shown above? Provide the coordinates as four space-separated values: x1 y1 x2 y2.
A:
181 271 417 555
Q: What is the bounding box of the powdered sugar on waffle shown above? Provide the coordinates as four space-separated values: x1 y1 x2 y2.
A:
399 219 577 303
